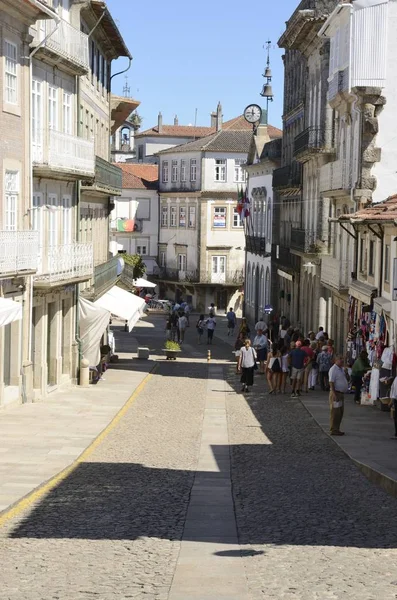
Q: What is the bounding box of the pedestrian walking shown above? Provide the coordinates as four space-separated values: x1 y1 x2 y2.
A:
206 314 216 344
281 345 290 393
234 332 245 373
253 329 268 374
196 314 205 344
239 317 250 339
308 342 319 390
165 315 172 340
289 340 306 397
301 339 315 393
316 327 325 340
255 316 266 332
184 303 191 325
238 339 257 393
170 312 179 342
317 345 332 390
178 313 188 343
209 303 215 317
329 355 349 436
351 350 371 404
227 307 236 336
266 343 282 394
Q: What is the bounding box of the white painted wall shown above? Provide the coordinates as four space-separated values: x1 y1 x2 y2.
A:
202 152 247 192
159 151 202 193
110 188 159 257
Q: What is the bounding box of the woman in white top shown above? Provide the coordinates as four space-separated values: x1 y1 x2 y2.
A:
238 339 257 393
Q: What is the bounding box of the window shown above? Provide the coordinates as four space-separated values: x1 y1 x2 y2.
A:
63 92 72 134
138 145 143 161
234 158 245 183
215 159 226 182
179 206 186 227
233 208 242 228
62 196 72 245
96 49 100 90
385 244 390 283
32 80 42 157
5 40 17 104
161 207 168 227
188 206 196 228
100 55 105 89
136 245 147 255
213 207 226 228
170 206 177 227
172 160 178 182
369 240 375 276
48 86 58 130
90 41 95 84
159 251 166 267
359 237 364 272
190 159 197 182
178 254 187 271
162 161 169 183
181 160 187 182
32 194 44 255
4 171 18 231
48 194 58 247
104 60 108 96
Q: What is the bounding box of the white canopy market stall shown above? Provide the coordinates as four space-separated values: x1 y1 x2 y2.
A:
94 285 145 332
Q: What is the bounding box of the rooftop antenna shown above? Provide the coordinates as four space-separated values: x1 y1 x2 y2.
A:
260 40 274 119
123 75 131 98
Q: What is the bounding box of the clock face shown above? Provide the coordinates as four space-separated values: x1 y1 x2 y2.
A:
244 104 262 124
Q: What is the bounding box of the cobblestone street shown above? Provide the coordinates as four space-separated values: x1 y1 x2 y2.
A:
1 315 397 599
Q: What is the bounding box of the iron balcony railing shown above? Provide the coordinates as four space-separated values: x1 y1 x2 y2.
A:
293 127 333 157
199 269 244 286
34 242 93 285
33 18 89 74
158 268 199 283
33 130 95 177
94 256 120 298
82 157 123 196
273 161 302 189
0 231 39 275
246 235 267 255
290 228 318 254
319 159 350 194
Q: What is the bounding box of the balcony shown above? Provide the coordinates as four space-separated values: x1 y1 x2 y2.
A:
33 130 95 180
245 235 268 256
34 243 93 288
199 269 244 286
321 256 351 292
158 268 199 283
82 157 123 197
293 127 335 162
93 256 120 299
319 160 350 195
273 162 302 194
272 244 300 272
0 231 39 277
32 19 89 76
290 228 318 255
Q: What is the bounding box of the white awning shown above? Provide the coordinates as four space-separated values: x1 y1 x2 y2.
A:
143 258 159 275
0 298 22 327
134 277 157 288
79 297 110 367
94 285 145 332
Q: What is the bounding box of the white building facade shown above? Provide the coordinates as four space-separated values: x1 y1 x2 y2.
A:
244 134 282 324
110 164 159 276
157 129 253 313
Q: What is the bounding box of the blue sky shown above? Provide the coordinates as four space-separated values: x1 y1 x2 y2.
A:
108 0 299 131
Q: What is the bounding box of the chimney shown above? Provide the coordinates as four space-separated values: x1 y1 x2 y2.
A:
174 115 179 126
210 110 217 129
158 111 163 133
216 101 223 131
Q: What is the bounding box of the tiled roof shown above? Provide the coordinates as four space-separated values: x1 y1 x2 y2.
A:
135 125 214 139
158 130 253 155
340 196 397 223
136 115 282 140
222 115 282 139
119 163 158 190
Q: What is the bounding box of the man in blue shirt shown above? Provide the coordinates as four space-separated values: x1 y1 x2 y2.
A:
289 341 306 398
226 307 236 336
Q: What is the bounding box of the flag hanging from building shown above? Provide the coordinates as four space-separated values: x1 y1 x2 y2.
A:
236 185 244 215
240 187 250 222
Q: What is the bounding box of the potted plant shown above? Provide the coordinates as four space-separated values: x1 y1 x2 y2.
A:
163 340 181 360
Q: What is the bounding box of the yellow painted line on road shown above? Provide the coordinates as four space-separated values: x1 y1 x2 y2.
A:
0 364 158 530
